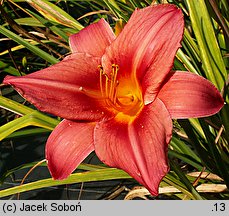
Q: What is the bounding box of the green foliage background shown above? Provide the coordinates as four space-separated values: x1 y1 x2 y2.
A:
0 0 228 199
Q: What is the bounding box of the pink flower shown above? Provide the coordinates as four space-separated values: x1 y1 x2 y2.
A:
3 4 224 195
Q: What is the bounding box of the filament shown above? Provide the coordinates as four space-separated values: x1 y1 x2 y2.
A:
80 64 142 116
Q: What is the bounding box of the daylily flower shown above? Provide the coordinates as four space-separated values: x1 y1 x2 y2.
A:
3 4 224 196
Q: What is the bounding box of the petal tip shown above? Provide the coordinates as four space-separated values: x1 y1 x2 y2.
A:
3 75 14 85
158 71 225 119
69 18 115 56
45 120 95 181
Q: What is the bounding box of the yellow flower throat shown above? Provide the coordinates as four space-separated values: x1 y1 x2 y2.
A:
80 64 143 120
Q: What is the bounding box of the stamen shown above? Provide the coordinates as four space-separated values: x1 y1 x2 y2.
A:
109 64 119 103
78 86 102 99
98 65 104 98
98 64 142 115
112 80 119 103
99 64 119 107
104 73 110 100
78 64 142 117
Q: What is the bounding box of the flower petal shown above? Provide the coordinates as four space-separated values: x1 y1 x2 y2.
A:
94 98 172 195
102 4 184 103
69 19 115 57
158 71 224 119
3 53 110 121
46 120 95 180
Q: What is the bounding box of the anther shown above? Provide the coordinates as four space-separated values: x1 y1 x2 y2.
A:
98 63 139 113
112 64 119 70
98 65 103 70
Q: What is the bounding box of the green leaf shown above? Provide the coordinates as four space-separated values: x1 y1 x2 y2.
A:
0 25 59 65
178 119 216 170
199 119 229 187
0 96 59 140
0 168 132 198
5 128 50 140
0 161 107 183
168 150 203 171
170 136 201 163
26 0 83 30
186 0 227 90
176 49 199 74
0 40 52 57
170 160 203 200
0 60 22 76
163 173 195 200
0 95 35 116
14 17 45 27
28 10 70 42
0 111 58 141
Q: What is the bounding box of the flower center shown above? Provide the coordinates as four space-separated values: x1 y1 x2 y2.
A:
79 64 143 120
98 64 143 117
